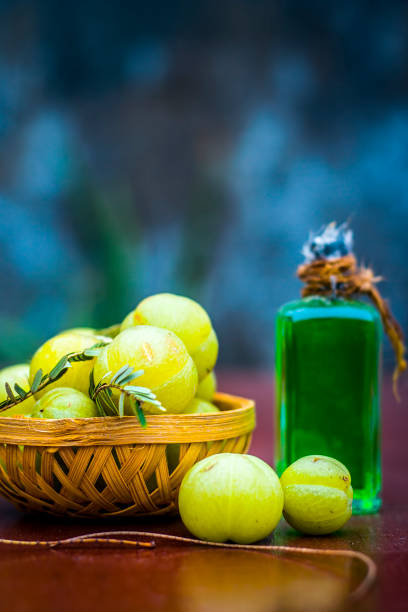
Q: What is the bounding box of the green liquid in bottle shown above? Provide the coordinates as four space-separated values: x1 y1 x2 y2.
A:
275 297 382 514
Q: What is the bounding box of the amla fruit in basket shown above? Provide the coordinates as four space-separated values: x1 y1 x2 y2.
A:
196 371 217 401
31 387 99 418
280 455 353 535
0 364 36 416
121 293 218 381
179 453 284 544
183 397 219 414
93 325 198 413
29 331 110 398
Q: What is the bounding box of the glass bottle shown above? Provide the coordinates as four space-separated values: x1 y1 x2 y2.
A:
275 225 382 514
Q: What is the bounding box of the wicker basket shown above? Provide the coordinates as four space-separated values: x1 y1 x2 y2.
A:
0 392 255 518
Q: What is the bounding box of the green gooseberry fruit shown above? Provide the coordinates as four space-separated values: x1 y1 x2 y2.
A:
31 387 99 419
29 330 111 398
93 325 198 414
280 455 353 535
182 397 219 415
0 364 36 416
178 453 284 544
196 371 217 401
121 293 218 381
190 328 218 382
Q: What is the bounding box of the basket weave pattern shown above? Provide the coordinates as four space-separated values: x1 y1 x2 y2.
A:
0 393 255 518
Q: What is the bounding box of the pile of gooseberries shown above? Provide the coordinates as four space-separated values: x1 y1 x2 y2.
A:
0 293 219 419
0 293 353 542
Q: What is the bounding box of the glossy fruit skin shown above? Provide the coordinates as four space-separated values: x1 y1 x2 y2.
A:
29 331 110 398
120 293 218 381
93 326 198 414
196 371 217 401
31 387 98 418
190 328 218 381
178 453 284 544
280 455 353 535
0 364 36 416
182 398 219 414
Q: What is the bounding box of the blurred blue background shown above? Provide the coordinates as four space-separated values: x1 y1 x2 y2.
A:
0 0 407 370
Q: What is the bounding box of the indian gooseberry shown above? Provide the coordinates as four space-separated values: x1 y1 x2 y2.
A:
182 397 219 415
93 326 198 414
120 293 218 381
190 328 218 382
280 455 353 535
29 331 110 398
31 387 99 418
0 364 36 416
178 453 284 544
196 371 217 401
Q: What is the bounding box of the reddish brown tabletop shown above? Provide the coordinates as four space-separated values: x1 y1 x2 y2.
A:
0 371 406 612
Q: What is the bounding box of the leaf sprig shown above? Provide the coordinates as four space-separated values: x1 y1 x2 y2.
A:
0 342 109 414
89 366 164 427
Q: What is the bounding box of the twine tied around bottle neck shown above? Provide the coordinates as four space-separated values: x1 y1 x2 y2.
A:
297 253 406 399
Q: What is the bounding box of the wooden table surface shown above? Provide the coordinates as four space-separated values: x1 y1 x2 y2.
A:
0 371 406 612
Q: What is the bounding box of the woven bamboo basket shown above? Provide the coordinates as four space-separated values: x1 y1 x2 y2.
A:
0 392 255 518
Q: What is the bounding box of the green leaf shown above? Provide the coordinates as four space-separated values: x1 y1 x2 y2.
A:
89 362 158 423
136 403 147 428
116 374 136 386
127 396 146 426
79 341 110 361
95 397 105 417
88 371 96 398
14 383 27 399
119 368 144 385
82 348 103 358
111 365 132 385
95 394 107 416
99 389 118 416
141 397 164 409
127 396 137 416
123 385 155 397
5 383 14 402
105 389 118 412
69 342 107 363
94 394 108 417
118 392 125 418
129 391 157 402
49 356 70 380
127 369 144 380
30 369 43 393
116 371 144 387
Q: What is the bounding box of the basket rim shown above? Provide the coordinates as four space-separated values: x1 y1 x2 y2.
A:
0 392 255 446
